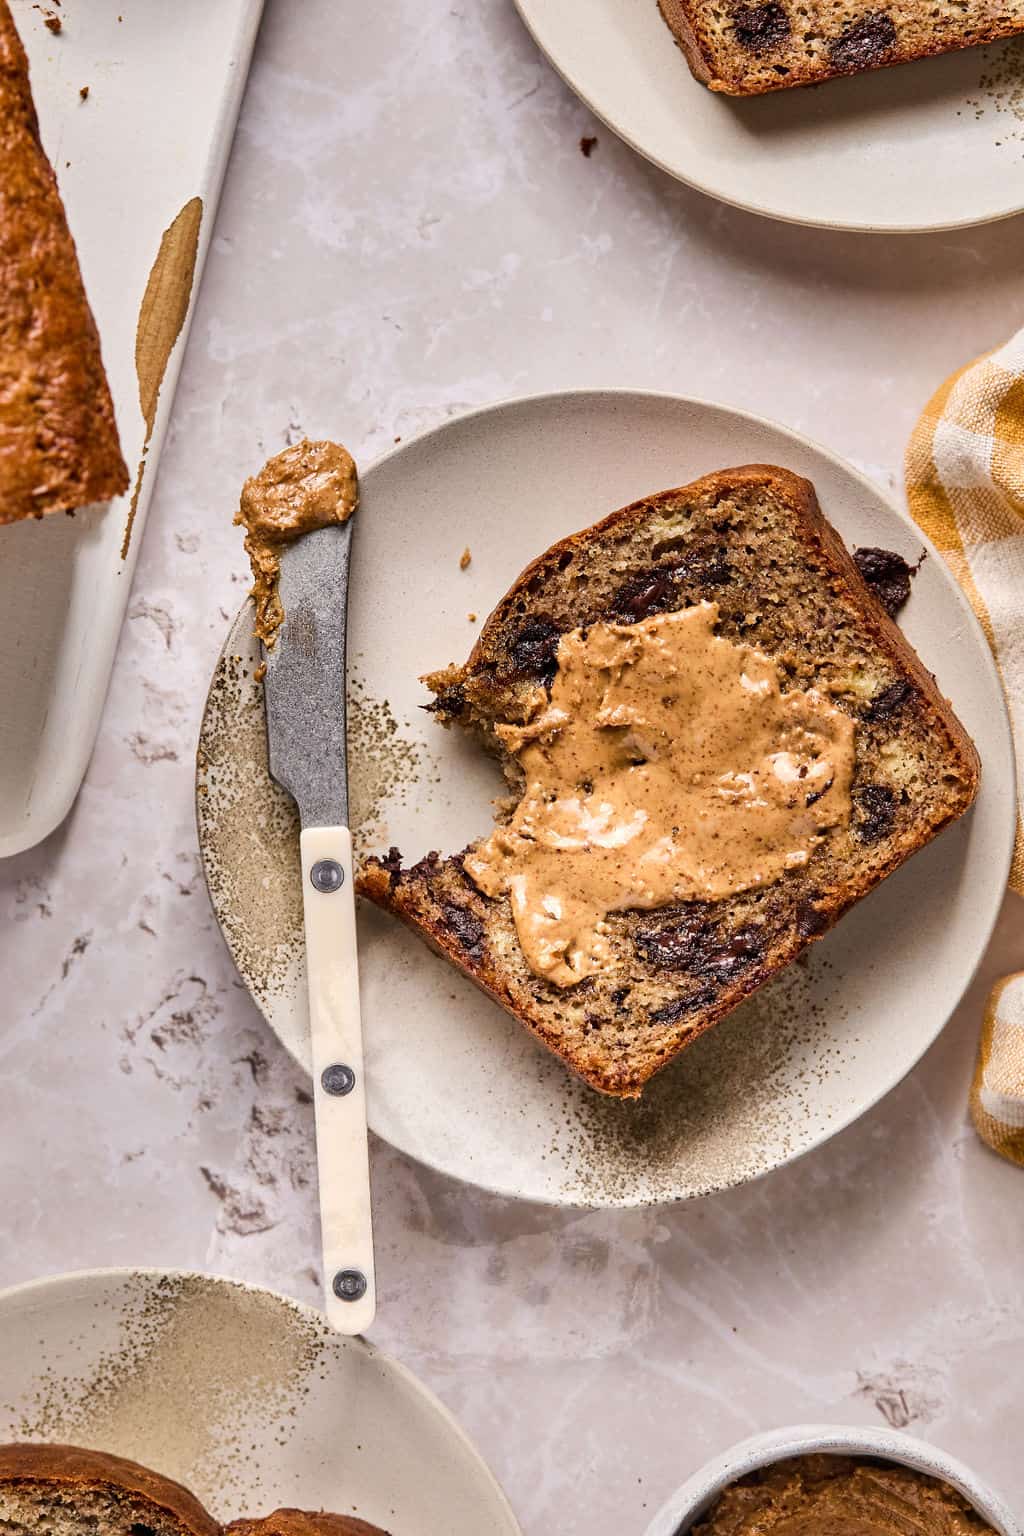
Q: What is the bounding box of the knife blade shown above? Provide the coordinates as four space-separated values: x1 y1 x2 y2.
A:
261 517 376 1337
264 521 352 827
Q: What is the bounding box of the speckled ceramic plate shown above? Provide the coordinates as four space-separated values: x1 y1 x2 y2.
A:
512 0 1024 231
196 390 1016 1208
0 1268 521 1536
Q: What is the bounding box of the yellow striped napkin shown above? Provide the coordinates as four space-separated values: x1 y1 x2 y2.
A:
907 336 1024 1166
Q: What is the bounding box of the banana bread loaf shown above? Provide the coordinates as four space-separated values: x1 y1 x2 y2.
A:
0 0 128 524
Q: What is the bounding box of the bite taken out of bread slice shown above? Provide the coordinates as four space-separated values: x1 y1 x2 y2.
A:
356 466 980 1099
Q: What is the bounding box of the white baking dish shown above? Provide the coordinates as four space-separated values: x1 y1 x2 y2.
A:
0 0 264 857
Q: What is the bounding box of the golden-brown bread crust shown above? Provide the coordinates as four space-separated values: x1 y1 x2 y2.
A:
228 1510 391 1536
455 466 979 752
657 0 717 85
657 0 1024 94
358 465 981 1097
0 1447 390 1536
0 1 128 523
0 1442 221 1535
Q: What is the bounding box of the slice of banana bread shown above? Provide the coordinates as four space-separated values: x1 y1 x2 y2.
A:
657 0 1024 95
357 466 980 1098
0 1 128 523
0 1444 221 1536
0 1447 391 1536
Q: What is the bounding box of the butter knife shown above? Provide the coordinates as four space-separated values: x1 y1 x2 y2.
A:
262 518 375 1336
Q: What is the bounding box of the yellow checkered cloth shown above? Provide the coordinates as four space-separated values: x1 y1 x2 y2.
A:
907 336 1024 1166
970 973 1024 1167
907 337 1024 891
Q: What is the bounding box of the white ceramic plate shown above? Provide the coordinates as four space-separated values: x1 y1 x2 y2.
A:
0 1268 521 1536
196 390 1016 1208
0 0 263 858
513 0 1024 231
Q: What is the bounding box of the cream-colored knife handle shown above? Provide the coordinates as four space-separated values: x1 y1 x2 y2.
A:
300 824 376 1336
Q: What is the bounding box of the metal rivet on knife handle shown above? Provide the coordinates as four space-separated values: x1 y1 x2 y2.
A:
321 1063 356 1096
310 858 344 893
333 1268 368 1303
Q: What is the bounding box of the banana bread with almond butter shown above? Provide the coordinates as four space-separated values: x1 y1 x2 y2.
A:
357 466 980 1098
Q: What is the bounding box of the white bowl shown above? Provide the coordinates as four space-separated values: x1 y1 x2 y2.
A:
645 1426 1021 1536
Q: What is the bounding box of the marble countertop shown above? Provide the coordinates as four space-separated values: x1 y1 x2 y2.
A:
2 2 1023 1533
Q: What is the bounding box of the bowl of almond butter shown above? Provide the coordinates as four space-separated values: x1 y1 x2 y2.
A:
645 1426 1020 1536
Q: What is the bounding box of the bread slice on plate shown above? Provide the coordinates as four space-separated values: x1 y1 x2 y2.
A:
357 466 980 1099
657 0 1024 95
0 1445 391 1536
0 1443 221 1536
0 1 128 523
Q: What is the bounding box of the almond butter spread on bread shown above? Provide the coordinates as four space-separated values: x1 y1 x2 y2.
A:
693 1457 999 1536
235 438 358 650
465 602 855 987
0 1 128 523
